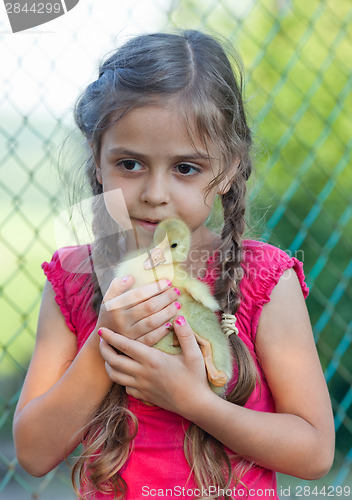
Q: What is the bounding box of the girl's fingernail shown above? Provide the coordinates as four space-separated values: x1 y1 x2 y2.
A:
97 328 103 337
165 322 172 329
166 279 172 287
175 316 186 326
174 287 181 296
174 301 181 310
122 276 129 283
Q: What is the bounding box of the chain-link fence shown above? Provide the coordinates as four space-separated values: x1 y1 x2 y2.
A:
1 0 351 498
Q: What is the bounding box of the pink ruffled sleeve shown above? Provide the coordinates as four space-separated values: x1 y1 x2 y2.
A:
240 240 309 342
42 249 75 332
41 246 94 335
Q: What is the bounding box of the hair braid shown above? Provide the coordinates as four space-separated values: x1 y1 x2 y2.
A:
214 171 258 408
215 178 247 315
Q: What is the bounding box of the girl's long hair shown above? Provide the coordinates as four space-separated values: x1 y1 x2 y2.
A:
70 30 257 499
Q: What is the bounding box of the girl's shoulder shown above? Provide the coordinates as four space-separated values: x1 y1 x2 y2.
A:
241 239 308 288
42 245 93 277
41 245 94 334
204 239 308 297
202 239 309 343
240 239 309 340
241 238 307 275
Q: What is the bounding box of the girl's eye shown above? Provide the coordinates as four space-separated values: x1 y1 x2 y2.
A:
118 160 143 171
175 164 200 176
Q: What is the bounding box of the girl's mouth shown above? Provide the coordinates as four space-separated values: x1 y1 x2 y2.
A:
134 218 160 231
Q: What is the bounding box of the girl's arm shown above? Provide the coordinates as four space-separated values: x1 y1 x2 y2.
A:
13 276 179 477
188 269 335 479
99 270 335 480
13 280 111 476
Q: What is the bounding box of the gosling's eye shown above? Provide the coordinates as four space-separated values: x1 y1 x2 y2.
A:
118 160 143 171
176 164 199 175
171 243 178 248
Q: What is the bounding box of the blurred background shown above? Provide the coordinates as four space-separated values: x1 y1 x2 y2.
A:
0 0 351 498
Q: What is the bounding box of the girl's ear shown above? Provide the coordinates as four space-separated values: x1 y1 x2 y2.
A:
217 157 240 195
217 176 231 195
96 165 103 185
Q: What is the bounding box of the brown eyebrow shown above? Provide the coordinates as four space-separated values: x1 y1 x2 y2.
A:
106 146 214 162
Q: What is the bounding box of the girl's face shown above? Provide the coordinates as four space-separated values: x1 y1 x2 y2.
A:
97 99 230 250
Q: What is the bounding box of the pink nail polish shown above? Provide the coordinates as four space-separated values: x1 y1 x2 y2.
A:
174 287 181 296
165 322 172 329
166 279 172 287
97 328 103 337
175 316 186 326
174 301 181 310
122 276 129 283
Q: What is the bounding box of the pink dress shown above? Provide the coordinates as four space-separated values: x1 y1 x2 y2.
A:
42 240 309 499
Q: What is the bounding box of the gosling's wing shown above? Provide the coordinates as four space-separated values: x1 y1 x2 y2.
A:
174 275 219 311
181 295 233 397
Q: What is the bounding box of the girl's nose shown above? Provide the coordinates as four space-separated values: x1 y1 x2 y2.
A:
140 173 170 206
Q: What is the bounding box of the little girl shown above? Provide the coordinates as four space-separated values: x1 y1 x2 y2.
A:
13 30 335 499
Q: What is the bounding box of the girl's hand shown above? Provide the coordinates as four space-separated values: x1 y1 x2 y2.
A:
96 275 181 346
98 316 211 414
